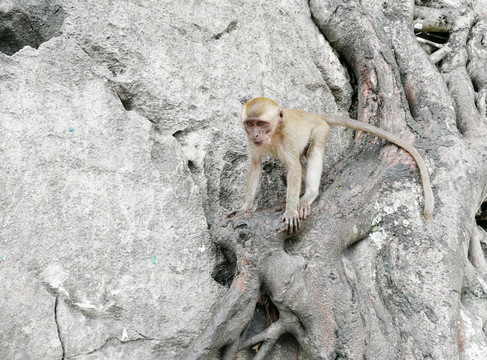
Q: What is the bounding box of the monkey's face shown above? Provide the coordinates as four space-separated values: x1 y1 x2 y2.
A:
244 119 273 145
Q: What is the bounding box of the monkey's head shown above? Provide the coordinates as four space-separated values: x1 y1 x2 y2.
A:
242 97 283 146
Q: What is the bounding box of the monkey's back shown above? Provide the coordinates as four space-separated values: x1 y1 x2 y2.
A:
281 109 329 151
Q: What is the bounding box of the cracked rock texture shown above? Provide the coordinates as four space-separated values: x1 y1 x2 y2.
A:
0 1 352 359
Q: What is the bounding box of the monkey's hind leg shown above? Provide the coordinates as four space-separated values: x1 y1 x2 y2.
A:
298 128 327 219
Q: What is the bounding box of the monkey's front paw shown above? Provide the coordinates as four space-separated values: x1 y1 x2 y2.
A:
280 210 300 234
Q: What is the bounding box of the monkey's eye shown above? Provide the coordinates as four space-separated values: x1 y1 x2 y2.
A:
246 121 253 127
257 121 265 126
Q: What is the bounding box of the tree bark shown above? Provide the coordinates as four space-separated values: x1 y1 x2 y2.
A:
181 0 487 358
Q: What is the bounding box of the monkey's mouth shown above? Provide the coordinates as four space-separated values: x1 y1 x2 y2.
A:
253 140 264 145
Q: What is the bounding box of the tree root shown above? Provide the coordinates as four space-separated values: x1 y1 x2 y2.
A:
179 211 336 360
469 225 487 278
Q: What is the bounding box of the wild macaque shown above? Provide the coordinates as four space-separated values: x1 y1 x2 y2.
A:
228 97 434 233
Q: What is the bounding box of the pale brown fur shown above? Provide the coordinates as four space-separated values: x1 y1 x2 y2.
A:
228 97 434 233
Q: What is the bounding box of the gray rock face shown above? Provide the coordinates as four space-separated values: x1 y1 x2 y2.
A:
0 37 221 358
0 0 64 55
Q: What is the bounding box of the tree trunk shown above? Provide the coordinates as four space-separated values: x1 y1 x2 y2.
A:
182 1 487 359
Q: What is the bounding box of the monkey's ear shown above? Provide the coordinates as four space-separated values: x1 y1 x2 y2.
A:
279 110 284 122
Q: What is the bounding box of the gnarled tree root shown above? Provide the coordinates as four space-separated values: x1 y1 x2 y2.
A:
179 214 335 360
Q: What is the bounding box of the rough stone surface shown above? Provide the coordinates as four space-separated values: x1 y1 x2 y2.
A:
0 0 64 55
0 36 221 358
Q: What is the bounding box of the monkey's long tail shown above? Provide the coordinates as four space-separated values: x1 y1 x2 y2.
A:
326 115 434 221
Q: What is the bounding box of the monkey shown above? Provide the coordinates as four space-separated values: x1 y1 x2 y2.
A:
227 97 434 233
